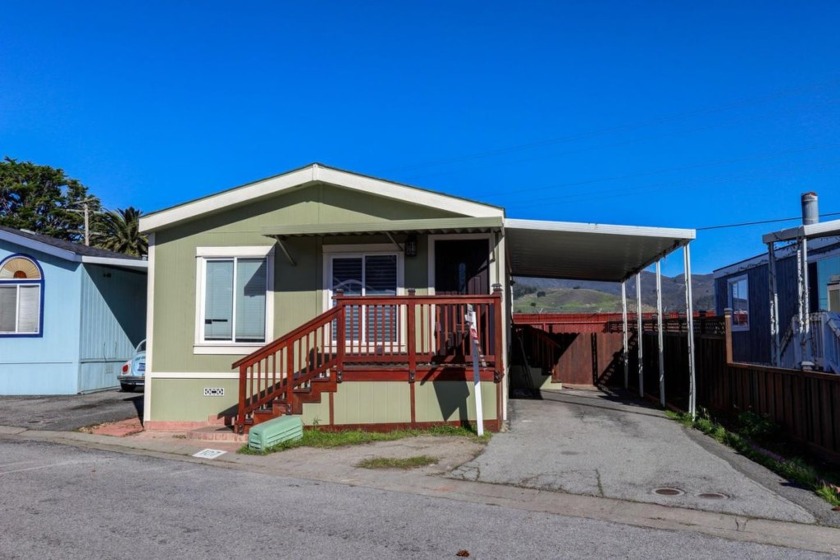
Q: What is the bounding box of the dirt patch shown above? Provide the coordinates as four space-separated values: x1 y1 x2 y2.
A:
79 417 144 437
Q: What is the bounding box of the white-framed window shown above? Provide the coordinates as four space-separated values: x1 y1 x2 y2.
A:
727 275 749 331
0 255 43 336
195 246 274 352
323 245 403 344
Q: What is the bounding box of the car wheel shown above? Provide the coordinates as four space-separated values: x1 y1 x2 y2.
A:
121 383 135 392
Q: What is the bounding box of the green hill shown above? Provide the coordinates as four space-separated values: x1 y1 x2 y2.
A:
512 272 715 314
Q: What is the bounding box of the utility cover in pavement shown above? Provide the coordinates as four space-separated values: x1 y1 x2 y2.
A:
193 449 227 459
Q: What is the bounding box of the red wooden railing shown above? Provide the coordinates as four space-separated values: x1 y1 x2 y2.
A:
233 289 503 431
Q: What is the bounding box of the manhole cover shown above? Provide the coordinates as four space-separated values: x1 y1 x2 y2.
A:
697 492 729 500
653 487 684 496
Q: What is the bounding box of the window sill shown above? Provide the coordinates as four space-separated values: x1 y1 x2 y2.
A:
193 344 264 356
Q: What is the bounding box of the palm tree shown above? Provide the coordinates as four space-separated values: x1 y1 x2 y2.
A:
95 207 147 257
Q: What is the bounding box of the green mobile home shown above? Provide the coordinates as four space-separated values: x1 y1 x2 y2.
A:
140 164 695 433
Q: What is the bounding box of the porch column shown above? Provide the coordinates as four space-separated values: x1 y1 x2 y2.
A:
622 281 629 390
683 243 697 419
656 259 665 407
636 272 643 398
768 242 780 366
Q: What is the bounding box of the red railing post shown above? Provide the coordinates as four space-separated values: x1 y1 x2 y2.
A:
493 285 503 374
335 291 346 379
237 365 247 433
407 289 416 382
286 345 295 413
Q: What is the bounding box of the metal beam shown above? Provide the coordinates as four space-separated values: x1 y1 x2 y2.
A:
636 272 644 398
385 232 403 252
656 260 665 408
684 243 697 419
271 236 297 266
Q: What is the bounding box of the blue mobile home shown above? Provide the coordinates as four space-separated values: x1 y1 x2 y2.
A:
0 226 147 395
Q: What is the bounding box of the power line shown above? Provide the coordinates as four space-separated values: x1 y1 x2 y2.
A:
696 211 840 231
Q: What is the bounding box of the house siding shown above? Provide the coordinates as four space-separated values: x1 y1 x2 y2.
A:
150 182 460 374
146 181 510 426
0 242 82 395
78 264 147 392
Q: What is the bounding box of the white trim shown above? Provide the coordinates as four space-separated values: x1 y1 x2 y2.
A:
763 217 840 243
140 164 504 233
504 218 696 241
143 234 155 424
727 274 750 332
193 345 264 355
195 245 274 258
81 256 148 270
0 229 147 270
194 246 275 351
427 233 496 295
148 370 240 380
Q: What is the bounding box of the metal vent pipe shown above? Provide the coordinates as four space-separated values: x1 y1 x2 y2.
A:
801 192 819 225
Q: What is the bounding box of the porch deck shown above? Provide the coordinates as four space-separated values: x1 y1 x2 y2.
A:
232 290 504 432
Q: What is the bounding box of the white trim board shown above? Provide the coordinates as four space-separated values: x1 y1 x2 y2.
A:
0 229 148 271
140 164 504 233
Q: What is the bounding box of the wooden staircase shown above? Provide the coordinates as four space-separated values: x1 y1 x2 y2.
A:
232 306 344 433
250 375 338 425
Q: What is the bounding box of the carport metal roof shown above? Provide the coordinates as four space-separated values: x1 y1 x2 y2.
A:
504 219 696 282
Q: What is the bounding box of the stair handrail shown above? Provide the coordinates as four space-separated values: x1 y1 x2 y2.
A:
233 305 344 432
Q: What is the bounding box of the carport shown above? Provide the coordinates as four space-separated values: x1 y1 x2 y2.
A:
503 218 698 416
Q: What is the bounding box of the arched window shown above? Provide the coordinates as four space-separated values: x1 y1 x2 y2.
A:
0 255 44 335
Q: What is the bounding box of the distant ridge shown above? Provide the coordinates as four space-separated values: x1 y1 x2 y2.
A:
512 271 715 314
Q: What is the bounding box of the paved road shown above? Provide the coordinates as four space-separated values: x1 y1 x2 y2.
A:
0 439 834 560
0 390 141 431
451 389 831 525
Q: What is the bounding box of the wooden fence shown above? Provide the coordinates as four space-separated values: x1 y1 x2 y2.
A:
513 311 840 461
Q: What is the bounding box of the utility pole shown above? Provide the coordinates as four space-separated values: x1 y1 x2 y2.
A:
83 202 90 246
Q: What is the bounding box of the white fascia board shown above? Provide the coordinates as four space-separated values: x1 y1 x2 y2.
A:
140 166 316 233
763 218 840 243
140 164 504 234
0 230 78 262
81 256 149 271
505 218 696 240
316 167 503 218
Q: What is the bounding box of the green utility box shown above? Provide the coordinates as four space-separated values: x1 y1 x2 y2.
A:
248 416 304 451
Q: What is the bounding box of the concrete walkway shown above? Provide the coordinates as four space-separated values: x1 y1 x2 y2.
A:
450 388 826 524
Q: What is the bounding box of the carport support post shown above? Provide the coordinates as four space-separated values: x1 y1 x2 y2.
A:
656 260 665 408
621 282 629 390
768 242 780 367
636 272 643 398
683 243 697 419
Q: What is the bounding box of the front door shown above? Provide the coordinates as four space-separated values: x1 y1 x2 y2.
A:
433 239 492 360
434 239 490 295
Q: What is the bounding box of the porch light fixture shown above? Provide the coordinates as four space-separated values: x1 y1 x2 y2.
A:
404 234 418 257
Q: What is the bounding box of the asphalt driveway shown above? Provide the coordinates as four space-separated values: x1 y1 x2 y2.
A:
450 388 836 525
0 389 142 431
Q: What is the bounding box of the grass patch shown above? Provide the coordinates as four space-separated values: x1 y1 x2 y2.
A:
667 409 840 507
356 455 439 470
239 425 490 455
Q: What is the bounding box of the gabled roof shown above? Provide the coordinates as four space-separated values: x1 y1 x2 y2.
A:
140 163 504 233
0 226 147 271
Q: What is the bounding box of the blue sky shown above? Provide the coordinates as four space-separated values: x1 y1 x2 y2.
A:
2 1 839 275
